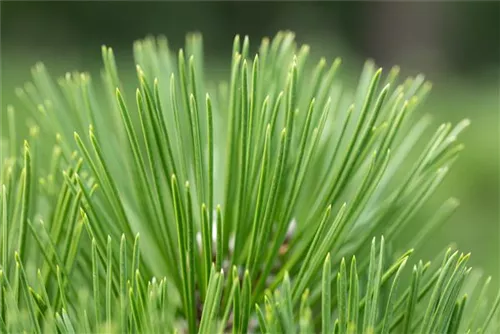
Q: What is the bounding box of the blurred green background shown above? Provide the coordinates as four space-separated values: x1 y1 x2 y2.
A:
1 2 499 287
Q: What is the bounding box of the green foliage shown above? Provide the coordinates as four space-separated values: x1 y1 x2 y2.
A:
0 31 498 333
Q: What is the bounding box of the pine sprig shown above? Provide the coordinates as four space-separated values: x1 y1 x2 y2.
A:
0 31 498 333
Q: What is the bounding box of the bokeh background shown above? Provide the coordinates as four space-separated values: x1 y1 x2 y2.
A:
1 2 499 288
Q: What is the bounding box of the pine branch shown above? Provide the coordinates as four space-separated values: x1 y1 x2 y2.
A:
0 31 497 334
